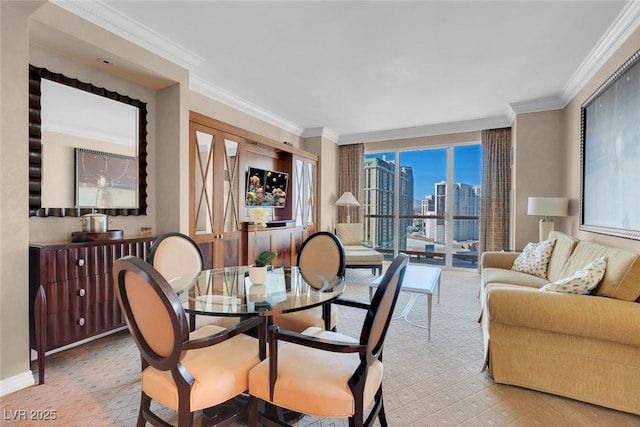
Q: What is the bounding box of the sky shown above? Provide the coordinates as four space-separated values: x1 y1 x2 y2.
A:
365 144 482 200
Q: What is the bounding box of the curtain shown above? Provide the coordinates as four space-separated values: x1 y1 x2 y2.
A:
337 144 364 224
479 128 511 253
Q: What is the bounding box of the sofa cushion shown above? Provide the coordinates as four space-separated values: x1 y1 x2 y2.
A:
511 239 555 279
540 256 606 295
559 241 640 302
483 268 549 289
546 231 580 282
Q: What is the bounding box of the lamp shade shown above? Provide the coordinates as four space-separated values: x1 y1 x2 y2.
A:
335 191 360 207
527 197 568 217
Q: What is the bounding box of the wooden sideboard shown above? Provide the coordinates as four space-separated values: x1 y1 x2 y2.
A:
29 236 155 384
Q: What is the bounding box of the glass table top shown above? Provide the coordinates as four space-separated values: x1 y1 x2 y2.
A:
169 266 345 317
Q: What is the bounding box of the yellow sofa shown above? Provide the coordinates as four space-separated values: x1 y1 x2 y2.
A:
480 231 640 415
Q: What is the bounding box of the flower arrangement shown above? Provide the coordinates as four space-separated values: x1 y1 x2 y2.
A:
251 207 276 267
251 207 269 227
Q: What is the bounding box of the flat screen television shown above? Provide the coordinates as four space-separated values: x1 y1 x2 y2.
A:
245 167 289 208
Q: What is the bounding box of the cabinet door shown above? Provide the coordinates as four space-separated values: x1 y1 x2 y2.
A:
220 134 243 267
293 156 317 241
189 121 244 268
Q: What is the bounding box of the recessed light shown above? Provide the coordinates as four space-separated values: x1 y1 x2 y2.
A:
96 58 111 65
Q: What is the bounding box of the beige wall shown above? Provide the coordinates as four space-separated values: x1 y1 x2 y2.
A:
511 109 566 250
189 91 304 149
1 0 45 391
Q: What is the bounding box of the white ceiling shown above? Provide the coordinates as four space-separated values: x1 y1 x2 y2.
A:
52 0 638 144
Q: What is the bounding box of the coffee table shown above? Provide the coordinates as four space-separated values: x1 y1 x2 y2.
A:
369 264 441 340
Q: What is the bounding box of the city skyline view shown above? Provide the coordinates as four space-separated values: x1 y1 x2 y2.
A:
363 147 483 269
365 144 482 201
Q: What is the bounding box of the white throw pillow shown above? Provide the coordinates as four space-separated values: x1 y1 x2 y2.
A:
540 257 607 295
511 239 555 279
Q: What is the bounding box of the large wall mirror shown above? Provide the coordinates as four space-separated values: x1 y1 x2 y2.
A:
29 65 148 217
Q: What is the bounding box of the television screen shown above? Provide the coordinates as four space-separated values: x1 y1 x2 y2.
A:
245 167 289 208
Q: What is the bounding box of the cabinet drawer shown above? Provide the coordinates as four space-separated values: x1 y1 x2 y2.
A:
45 309 85 350
44 275 116 313
44 302 124 350
83 301 125 335
43 246 107 281
38 241 153 282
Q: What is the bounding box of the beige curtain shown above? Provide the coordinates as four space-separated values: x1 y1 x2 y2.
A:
480 128 511 253
337 144 364 224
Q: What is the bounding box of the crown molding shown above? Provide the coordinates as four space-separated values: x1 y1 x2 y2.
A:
561 0 640 103
51 0 203 70
190 74 305 137
337 116 511 145
509 95 566 115
301 127 339 143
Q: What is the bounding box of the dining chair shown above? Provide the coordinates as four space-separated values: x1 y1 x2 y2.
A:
247 252 409 427
147 232 204 283
114 256 262 427
148 232 237 331
272 231 346 332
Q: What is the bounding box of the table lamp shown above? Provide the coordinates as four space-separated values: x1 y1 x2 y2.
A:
335 191 360 223
527 197 569 242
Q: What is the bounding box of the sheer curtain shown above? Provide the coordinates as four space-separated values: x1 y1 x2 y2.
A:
480 128 511 253
337 144 364 224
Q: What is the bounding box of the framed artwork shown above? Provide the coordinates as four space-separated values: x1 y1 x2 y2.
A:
75 148 138 209
580 49 640 240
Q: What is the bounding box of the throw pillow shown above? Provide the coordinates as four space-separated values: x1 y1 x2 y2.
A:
511 239 555 279
540 257 607 295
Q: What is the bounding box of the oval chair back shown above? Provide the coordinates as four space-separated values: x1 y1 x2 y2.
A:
114 256 189 371
271 231 346 332
297 231 346 285
147 232 204 282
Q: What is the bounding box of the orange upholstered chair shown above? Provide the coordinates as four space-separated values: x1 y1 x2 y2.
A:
248 253 409 427
271 231 345 332
114 256 261 427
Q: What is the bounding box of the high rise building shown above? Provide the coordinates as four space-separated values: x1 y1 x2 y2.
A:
363 157 413 250
421 194 436 239
433 181 480 242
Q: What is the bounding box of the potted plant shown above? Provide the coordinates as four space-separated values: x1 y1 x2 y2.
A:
249 250 276 284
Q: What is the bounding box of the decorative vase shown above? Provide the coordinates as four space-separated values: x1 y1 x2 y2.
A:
249 265 268 284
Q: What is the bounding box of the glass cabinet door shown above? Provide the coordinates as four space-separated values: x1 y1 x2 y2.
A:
222 137 241 233
294 158 304 227
192 127 216 236
305 161 316 227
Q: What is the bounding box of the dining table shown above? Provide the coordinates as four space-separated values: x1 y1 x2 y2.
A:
168 265 346 423
169 265 346 360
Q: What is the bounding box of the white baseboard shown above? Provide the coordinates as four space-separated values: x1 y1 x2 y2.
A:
0 371 35 397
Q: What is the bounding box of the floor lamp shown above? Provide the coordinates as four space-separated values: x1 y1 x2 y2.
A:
335 191 360 224
527 197 569 242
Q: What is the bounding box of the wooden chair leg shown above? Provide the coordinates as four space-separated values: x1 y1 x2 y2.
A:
377 397 388 427
248 395 258 427
138 393 151 427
